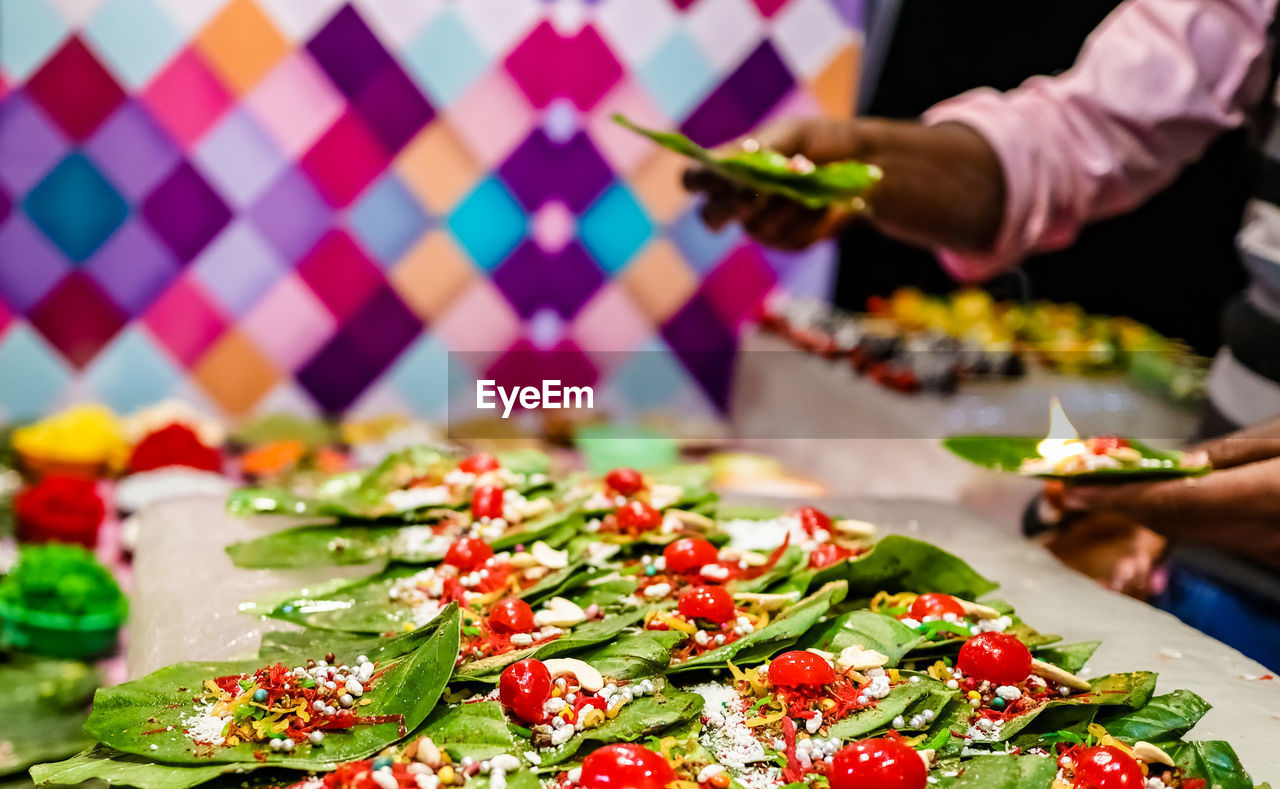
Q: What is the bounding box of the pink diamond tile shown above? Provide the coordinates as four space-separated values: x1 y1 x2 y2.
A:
300 110 390 207
703 242 776 327
505 22 622 111
530 201 575 254
571 283 653 363
240 273 337 371
142 275 229 366
245 51 346 158
432 279 520 362
141 47 232 147
295 230 383 320
586 78 668 176
446 67 535 169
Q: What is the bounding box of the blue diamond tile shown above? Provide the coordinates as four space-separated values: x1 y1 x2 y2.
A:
401 8 489 106
0 0 68 79
385 333 451 418
348 172 430 266
0 324 71 419
24 153 128 262
579 183 652 273
668 204 743 274
636 29 717 119
447 176 527 271
84 0 182 88
83 326 182 412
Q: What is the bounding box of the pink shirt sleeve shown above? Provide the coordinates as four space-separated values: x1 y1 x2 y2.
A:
922 0 1279 281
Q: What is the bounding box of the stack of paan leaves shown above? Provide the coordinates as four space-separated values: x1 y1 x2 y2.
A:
29 454 1269 789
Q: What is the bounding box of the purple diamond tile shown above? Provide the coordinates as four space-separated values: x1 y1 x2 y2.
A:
680 41 795 147
0 214 71 312
306 5 395 99
297 284 422 412
193 108 287 207
0 89 69 193
493 240 604 319
84 218 180 316
83 99 180 201
249 167 332 262
351 61 434 153
498 130 612 213
0 188 9 224
142 161 231 262
661 291 737 409
192 221 285 316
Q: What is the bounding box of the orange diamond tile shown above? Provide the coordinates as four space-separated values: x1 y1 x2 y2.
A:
619 239 698 323
630 148 693 224
390 232 476 320
811 41 860 117
395 121 480 215
193 328 279 414
195 0 290 95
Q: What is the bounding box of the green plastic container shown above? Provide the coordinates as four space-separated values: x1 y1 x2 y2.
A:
0 600 124 659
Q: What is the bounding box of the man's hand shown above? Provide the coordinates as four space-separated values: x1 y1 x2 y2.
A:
681 116 1007 254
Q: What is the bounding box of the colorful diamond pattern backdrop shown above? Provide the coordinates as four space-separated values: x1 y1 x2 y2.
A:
0 0 863 422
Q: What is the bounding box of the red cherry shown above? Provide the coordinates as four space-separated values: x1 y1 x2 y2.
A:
793 506 833 536
808 543 851 570
677 585 736 624
471 484 505 520
605 467 645 496
663 537 719 574
498 659 552 724
444 537 493 570
830 738 928 789
489 597 535 634
579 743 675 789
1072 746 1145 789
458 453 500 473
909 593 967 621
767 650 837 687
1088 436 1129 455
614 500 662 534
957 632 1032 685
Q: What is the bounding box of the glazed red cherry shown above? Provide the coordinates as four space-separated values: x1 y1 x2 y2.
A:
957 632 1032 685
909 593 967 621
1088 436 1129 455
1072 746 1145 789
489 597 535 634
605 467 645 497
808 543 852 570
444 537 493 570
471 484 505 520
614 500 662 533
663 537 719 574
498 659 552 723
830 738 928 789
458 452 500 473
793 506 833 536
677 585 736 624
767 650 837 687
579 743 675 789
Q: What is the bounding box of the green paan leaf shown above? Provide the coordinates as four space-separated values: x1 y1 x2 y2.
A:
570 630 682 680
0 655 101 777
1163 740 1257 789
974 671 1158 745
453 609 649 683
941 436 1209 480
28 745 320 789
1095 690 1212 743
84 606 461 765
825 675 956 740
930 754 1057 788
667 582 848 674
797 609 925 667
534 679 704 767
729 546 807 594
420 700 519 762
791 536 998 600
613 115 881 209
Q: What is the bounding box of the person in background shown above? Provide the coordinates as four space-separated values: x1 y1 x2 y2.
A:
685 0 1280 667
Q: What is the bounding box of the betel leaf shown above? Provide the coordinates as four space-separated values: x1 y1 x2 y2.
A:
570 630 681 680
613 115 881 209
930 754 1057 788
824 675 956 740
534 680 704 766
977 671 1158 745
28 745 321 789
796 609 925 666
730 546 806 594
420 700 518 762
260 560 598 634
1032 642 1101 675
669 581 847 673
0 656 100 777
453 609 649 683
786 536 997 600
1095 690 1211 743
941 436 1209 480
84 605 461 765
1163 740 1257 789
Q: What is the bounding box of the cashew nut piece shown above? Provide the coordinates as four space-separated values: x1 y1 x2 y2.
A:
1030 658 1092 692
534 597 587 628
531 541 569 569
836 645 890 673
542 658 604 692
